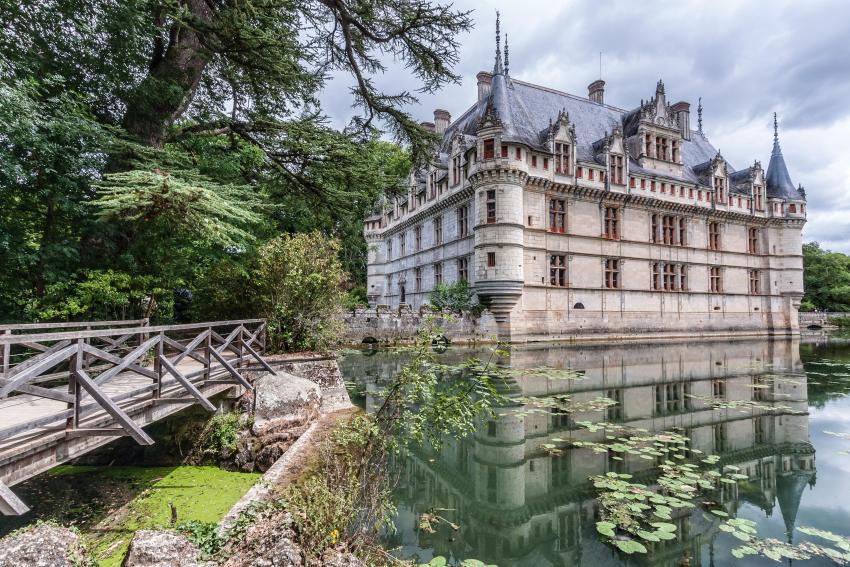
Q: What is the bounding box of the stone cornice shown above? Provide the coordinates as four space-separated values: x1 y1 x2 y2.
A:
379 185 475 236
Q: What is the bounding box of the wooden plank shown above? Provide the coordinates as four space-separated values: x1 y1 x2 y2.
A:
0 319 265 346
152 398 203 404
73 369 154 445
0 319 147 332
14 384 74 404
160 355 216 411
242 341 276 374
212 327 242 356
0 480 29 515
169 330 210 366
93 335 160 386
3 340 71 380
65 428 127 438
83 344 158 379
162 336 205 365
209 348 253 390
0 344 76 398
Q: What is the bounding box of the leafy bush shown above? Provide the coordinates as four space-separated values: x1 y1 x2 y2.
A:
193 412 241 461
192 232 347 352
428 280 482 315
177 520 224 559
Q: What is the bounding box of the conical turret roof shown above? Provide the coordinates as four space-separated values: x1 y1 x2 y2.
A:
766 114 801 200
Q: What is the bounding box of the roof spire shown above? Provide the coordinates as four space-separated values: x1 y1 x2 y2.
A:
697 97 704 134
504 33 509 76
774 112 779 143
493 11 503 75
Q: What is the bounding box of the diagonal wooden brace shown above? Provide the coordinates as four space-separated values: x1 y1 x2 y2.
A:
74 369 154 445
209 347 253 391
0 480 29 515
241 341 276 374
0 344 77 398
83 344 157 379
171 330 210 366
93 335 160 386
159 355 216 412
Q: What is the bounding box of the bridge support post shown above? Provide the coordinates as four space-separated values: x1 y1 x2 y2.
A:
0 480 28 515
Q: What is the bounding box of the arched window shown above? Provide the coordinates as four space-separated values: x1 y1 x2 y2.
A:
573 302 585 310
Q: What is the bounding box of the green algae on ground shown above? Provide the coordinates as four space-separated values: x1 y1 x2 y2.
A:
51 466 260 567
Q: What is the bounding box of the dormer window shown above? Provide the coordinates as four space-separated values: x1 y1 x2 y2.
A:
754 185 764 210
713 176 726 204
611 155 624 185
672 140 679 162
451 155 461 187
555 143 571 175
483 138 495 160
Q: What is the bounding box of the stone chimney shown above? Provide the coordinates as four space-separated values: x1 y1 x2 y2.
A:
671 101 691 140
434 109 451 134
477 71 493 102
420 121 435 133
588 79 605 104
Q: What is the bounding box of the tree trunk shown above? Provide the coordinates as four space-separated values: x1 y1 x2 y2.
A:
122 0 215 147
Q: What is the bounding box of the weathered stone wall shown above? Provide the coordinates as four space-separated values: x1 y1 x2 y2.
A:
341 307 499 344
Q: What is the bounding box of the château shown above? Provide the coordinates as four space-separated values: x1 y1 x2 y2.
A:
364 17 806 341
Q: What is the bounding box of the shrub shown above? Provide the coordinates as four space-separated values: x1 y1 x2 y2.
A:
428 280 483 315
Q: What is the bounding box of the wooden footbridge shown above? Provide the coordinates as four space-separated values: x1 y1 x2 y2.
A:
0 318 276 515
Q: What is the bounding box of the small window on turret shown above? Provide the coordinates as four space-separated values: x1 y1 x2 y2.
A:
487 252 496 267
483 138 495 159
531 155 538 167
501 144 508 158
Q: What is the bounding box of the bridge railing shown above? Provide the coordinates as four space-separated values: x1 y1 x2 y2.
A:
0 319 273 443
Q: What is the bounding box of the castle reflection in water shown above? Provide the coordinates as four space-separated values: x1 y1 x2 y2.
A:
340 338 816 566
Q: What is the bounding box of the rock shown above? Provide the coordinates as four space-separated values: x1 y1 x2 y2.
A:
122 530 213 567
221 512 302 567
0 523 88 567
253 372 321 426
316 550 367 567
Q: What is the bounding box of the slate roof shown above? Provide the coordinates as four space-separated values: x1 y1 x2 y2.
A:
766 131 802 200
436 66 805 194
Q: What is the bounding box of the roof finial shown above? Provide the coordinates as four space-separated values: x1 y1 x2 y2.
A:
697 97 704 134
493 11 503 74
504 33 509 76
773 112 779 142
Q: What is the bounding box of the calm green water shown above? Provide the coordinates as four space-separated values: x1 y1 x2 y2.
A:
339 334 850 567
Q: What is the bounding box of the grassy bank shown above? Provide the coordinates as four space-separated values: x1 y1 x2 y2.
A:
47 465 259 566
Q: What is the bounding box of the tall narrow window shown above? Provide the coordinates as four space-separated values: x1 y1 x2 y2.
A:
414 267 422 291
515 147 521 160
754 185 764 210
457 205 469 238
550 255 567 287
434 262 443 286
487 252 496 267
531 155 538 168
678 218 687 246
414 225 422 251
555 143 571 175
708 221 721 250
714 176 725 205
434 216 443 245
748 227 759 254
386 240 392 260
652 262 661 291
662 215 675 245
679 265 688 291
611 155 624 185
671 140 679 162
457 257 469 282
710 267 722 293
399 233 406 255
604 259 620 289
549 199 566 233
749 269 761 295
650 214 659 243
483 138 495 160
501 144 508 158
604 207 620 239
452 155 462 186
486 190 496 224
663 263 676 291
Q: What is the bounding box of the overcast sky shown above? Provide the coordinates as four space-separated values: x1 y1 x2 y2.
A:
320 0 850 252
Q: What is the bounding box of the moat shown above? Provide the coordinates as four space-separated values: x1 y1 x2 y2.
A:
339 334 850 566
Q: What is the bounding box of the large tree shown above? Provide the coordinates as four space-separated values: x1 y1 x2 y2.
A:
0 0 468 321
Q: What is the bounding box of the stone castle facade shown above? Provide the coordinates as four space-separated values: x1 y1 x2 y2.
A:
364 19 807 341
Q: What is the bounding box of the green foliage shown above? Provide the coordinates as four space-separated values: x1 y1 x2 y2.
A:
428 280 483 315
802 242 850 312
176 520 224 559
194 412 241 462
